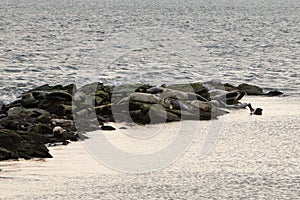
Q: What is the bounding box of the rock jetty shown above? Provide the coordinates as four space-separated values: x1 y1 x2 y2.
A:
0 81 283 161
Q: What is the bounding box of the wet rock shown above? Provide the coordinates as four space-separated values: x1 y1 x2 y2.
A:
31 123 53 135
78 82 104 95
62 131 79 142
0 129 22 157
266 90 283 96
94 89 111 106
1 115 22 130
46 91 73 102
37 112 52 125
0 129 52 160
0 147 12 160
211 90 245 105
167 82 209 99
29 84 75 95
39 100 72 118
101 125 116 131
238 83 264 95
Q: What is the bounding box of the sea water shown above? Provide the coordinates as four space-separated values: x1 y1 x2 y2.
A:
0 0 300 103
0 0 299 199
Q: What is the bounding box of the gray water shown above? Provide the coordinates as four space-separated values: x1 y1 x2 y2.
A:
1 0 300 103
0 1 300 199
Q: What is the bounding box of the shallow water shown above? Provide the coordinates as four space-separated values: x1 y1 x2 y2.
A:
0 97 299 199
1 0 300 103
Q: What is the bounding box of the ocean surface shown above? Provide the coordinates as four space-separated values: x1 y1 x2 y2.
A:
0 1 299 199
0 0 300 103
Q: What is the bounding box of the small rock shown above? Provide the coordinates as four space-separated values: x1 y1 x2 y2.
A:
101 125 116 131
266 90 283 96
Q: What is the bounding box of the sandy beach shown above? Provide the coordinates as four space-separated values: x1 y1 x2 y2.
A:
1 96 299 199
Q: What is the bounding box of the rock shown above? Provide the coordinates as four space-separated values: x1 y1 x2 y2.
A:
211 90 245 105
31 123 53 135
94 89 111 106
62 131 79 141
8 96 39 109
37 112 52 124
95 104 113 118
147 104 168 124
101 125 116 131
46 91 73 102
1 114 25 130
238 83 264 95
39 100 72 117
29 84 75 94
266 90 283 96
78 82 104 95
0 147 12 160
203 80 237 92
167 82 209 99
0 129 22 156
129 110 150 124
7 106 34 119
0 129 52 160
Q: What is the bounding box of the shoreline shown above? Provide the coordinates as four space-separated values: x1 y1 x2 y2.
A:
0 96 299 199
0 81 284 161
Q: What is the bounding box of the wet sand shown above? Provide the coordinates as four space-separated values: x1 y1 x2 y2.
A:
0 96 299 199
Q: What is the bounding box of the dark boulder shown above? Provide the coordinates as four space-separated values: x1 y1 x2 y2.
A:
101 125 116 131
238 83 264 95
266 90 284 96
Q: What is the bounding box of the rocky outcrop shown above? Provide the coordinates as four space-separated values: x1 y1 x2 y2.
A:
0 81 283 161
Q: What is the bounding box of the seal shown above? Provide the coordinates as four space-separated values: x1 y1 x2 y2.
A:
129 92 161 104
170 100 190 110
190 100 211 111
247 103 263 115
146 87 164 94
160 89 189 100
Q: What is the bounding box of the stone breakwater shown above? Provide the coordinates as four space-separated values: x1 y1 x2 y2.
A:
0 81 283 161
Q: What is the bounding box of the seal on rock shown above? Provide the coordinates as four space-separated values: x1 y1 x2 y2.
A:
129 93 161 104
